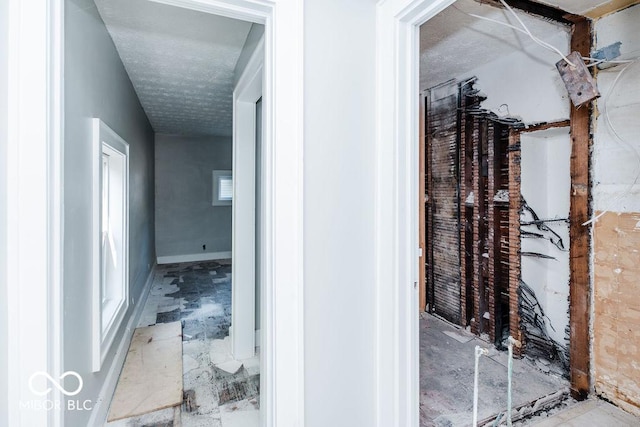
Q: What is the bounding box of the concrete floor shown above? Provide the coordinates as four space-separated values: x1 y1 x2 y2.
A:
527 398 640 426
106 260 259 427
420 313 568 426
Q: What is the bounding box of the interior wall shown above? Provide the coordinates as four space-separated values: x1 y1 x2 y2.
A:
520 128 571 351
234 23 265 87
592 3 640 415
64 1 156 425
453 31 571 124
304 0 376 425
255 98 262 332
0 0 9 421
155 134 232 261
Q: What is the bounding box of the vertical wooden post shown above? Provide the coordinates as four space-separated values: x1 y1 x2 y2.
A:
508 130 523 353
487 122 497 344
568 17 593 400
419 92 427 312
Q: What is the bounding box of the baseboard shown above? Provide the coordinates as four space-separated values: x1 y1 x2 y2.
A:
157 251 232 264
87 263 157 427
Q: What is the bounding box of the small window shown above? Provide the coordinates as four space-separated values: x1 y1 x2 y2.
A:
92 119 129 372
212 170 233 206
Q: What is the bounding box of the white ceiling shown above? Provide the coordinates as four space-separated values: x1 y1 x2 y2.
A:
420 0 570 90
94 0 252 137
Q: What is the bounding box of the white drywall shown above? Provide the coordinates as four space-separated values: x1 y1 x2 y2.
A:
303 0 376 425
456 30 571 124
593 4 640 214
520 128 571 346
64 1 156 425
0 0 8 421
155 134 232 259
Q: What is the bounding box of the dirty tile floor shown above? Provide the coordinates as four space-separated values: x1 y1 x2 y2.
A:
106 260 259 427
420 313 568 426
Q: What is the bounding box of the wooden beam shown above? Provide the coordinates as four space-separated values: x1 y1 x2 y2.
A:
507 129 523 356
520 119 571 133
584 0 640 19
569 17 592 401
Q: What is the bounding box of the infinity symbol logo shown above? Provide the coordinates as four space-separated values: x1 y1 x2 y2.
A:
28 371 84 397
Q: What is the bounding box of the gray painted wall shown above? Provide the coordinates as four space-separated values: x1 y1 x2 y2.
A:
64 1 156 425
155 134 233 259
233 23 265 87
0 0 9 422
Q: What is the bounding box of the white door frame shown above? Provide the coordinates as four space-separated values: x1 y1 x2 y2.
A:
6 0 304 425
6 0 64 426
374 1 455 426
231 36 264 360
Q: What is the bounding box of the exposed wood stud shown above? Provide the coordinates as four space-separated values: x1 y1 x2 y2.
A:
508 129 523 356
568 17 593 401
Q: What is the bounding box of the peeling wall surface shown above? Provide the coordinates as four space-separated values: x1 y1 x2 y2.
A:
155 134 232 259
520 128 571 370
592 4 640 415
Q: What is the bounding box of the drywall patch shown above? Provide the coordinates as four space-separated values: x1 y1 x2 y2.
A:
593 211 640 416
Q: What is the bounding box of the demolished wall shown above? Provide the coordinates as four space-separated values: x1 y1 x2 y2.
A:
592 4 640 415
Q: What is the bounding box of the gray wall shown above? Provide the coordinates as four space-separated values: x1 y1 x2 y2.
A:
0 0 9 422
64 1 156 425
234 23 265 87
155 134 233 259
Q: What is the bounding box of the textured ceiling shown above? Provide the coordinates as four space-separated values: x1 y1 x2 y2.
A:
95 0 252 136
420 0 570 89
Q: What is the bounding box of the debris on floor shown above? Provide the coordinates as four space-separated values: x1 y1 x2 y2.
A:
106 261 259 427
107 322 183 422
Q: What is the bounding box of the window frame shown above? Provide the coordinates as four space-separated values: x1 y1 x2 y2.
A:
92 118 130 373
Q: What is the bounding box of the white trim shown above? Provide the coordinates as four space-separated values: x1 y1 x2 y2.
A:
7 0 64 425
374 1 455 426
231 35 263 361
92 119 131 373
86 265 156 427
157 251 232 264
15 0 304 424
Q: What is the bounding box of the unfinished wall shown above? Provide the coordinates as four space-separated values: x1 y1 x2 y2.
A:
520 128 571 371
592 4 640 415
456 31 570 124
155 134 232 261
64 0 156 425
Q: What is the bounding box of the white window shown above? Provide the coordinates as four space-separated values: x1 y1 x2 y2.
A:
212 170 233 206
92 119 129 372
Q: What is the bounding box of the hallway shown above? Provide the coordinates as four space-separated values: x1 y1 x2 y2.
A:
107 261 259 427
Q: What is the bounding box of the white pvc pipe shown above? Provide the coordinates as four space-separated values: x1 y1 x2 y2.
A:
507 336 521 427
473 345 489 427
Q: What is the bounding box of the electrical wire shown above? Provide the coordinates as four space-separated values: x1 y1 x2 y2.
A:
583 59 640 226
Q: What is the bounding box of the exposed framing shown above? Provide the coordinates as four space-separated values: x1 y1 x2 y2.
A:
379 0 593 424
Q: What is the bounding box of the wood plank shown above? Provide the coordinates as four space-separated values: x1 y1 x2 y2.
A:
508 129 523 356
569 17 592 401
107 321 184 422
419 91 427 312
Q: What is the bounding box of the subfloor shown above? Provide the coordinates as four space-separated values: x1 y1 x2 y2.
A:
420 313 568 426
106 260 260 427
527 398 640 426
